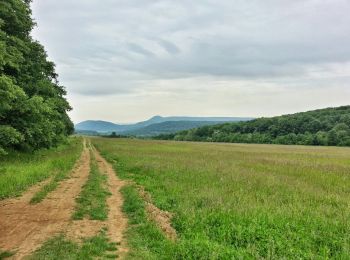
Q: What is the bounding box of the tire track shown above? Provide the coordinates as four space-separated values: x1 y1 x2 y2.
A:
0 140 90 259
93 147 129 258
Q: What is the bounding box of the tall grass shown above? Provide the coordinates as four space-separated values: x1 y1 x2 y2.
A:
0 137 82 200
93 138 350 259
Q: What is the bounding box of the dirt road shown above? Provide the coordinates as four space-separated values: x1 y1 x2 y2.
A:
0 140 128 259
0 142 90 258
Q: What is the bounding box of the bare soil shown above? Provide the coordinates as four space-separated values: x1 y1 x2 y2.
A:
66 219 105 242
0 142 90 259
93 148 129 258
138 186 177 241
0 139 136 259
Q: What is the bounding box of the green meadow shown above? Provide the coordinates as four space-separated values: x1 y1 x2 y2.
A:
93 137 350 259
0 138 82 200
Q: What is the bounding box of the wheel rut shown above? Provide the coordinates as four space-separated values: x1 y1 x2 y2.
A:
0 140 90 259
93 147 129 258
0 140 129 259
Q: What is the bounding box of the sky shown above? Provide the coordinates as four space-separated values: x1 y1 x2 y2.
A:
31 0 350 124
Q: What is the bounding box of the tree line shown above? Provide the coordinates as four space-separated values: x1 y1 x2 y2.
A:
0 0 73 154
155 106 350 147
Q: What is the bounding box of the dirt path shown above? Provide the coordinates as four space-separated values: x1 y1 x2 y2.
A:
0 140 129 259
0 141 90 259
93 147 129 258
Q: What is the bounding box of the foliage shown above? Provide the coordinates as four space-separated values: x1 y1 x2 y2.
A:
0 0 73 154
93 138 350 259
124 120 243 137
102 132 128 138
156 106 350 146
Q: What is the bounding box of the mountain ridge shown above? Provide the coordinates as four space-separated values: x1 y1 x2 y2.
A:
75 116 254 135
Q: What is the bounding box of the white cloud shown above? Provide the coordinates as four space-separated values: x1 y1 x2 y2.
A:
31 0 350 123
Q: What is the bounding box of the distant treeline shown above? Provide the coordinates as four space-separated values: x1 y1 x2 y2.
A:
0 0 73 154
155 106 350 146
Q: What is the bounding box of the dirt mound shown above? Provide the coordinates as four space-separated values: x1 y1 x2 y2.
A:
138 186 177 241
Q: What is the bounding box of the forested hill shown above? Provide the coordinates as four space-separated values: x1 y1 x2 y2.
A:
124 121 234 136
0 0 73 154
75 116 252 133
155 106 350 146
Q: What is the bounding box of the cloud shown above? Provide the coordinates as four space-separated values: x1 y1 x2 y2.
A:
127 43 155 57
31 0 350 122
158 40 180 55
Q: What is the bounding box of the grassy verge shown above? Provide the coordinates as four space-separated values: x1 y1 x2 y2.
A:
73 150 110 220
0 250 14 260
29 229 117 259
30 162 78 204
93 137 350 259
0 137 83 200
121 185 174 259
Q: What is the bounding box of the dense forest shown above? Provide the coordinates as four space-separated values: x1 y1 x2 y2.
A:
123 120 246 137
0 0 73 154
156 106 350 146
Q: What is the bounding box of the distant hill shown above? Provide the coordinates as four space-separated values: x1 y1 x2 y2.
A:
155 106 350 147
124 121 234 136
75 116 253 135
75 120 130 133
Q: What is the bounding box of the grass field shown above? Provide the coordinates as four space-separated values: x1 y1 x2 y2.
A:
0 138 83 200
93 138 350 259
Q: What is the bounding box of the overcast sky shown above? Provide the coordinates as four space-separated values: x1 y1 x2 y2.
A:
31 0 350 123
